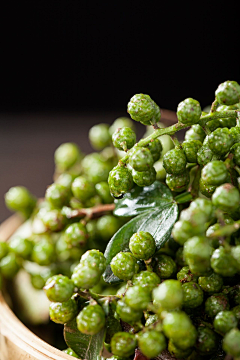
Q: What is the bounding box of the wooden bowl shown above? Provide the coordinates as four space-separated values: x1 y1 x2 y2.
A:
0 110 177 360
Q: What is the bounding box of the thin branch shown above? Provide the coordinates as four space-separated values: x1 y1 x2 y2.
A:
69 203 115 219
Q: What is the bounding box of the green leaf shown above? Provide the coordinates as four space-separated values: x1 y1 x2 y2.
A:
103 202 178 284
114 181 173 217
64 318 105 360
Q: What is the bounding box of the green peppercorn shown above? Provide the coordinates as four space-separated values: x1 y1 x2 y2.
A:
182 281 204 308
39 208 67 231
110 252 137 281
215 80 240 105
111 332 137 357
177 266 198 283
166 171 190 192
30 267 57 290
168 339 193 359
32 237 55 266
44 275 74 302
145 138 162 162
116 299 142 324
177 98 202 125
201 161 228 186
54 143 81 171
205 293 230 318
49 298 78 324
83 156 113 185
55 236 85 263
77 304 106 335
62 348 80 358
197 145 218 167
56 173 74 189
132 167 156 187
9 236 33 260
211 247 237 277
112 127 136 151
138 330 166 359
0 253 20 279
198 273 223 294
212 183 240 212
130 147 154 172
172 220 195 245
132 270 160 291
96 215 122 242
223 328 240 358
5 186 36 215
71 263 101 289
175 247 187 267
208 128 234 156
89 123 111 150
183 236 212 276
196 325 218 355
108 166 133 198
63 223 88 248
109 117 136 135
185 124 206 143
199 178 216 198
153 279 183 311
72 176 96 202
189 198 213 218
163 148 187 175
127 94 156 125
230 126 240 143
81 249 106 273
85 195 102 208
0 242 8 260
95 181 113 204
45 183 70 209
213 310 237 335
231 143 240 166
182 140 202 163
129 231 156 260
124 285 151 311
154 253 177 279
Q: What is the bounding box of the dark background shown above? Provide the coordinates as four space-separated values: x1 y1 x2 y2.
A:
0 1 240 222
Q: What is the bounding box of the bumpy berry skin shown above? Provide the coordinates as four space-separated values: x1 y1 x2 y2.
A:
110 252 137 281
199 178 216 198
0 242 8 260
77 304 105 335
198 273 223 294
153 279 183 311
201 161 228 186
189 197 213 218
197 145 218 167
112 127 136 151
97 215 121 242
154 254 177 279
183 236 212 276
71 263 101 289
32 238 55 266
45 183 70 209
177 266 198 283
223 328 240 358
95 181 113 204
166 171 190 192
125 285 151 311
138 330 166 359
231 143 240 166
72 176 96 202
116 299 142 324
212 183 240 212
109 117 135 135
230 126 240 143
182 281 204 308
127 94 156 125
205 293 230 318
132 270 160 291
0 253 20 278
40 208 67 232
9 236 33 260
54 143 81 171
211 247 237 277
146 138 162 162
89 123 111 150
213 311 237 335
63 223 88 248
44 275 74 302
208 128 234 156
81 249 106 273
129 231 156 260
182 140 202 163
177 98 202 125
132 167 156 187
130 147 154 172
5 186 36 214
185 124 206 143
163 311 197 350
168 340 193 359
49 298 78 324
215 80 240 105
63 348 80 358
163 148 187 175
111 332 137 357
196 326 218 355
108 166 133 198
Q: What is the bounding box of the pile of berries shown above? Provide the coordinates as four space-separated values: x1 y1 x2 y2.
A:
1 80 240 360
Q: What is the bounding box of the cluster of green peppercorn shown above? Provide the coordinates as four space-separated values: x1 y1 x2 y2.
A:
1 80 240 359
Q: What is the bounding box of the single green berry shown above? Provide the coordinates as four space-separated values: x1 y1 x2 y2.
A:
96 215 122 242
212 184 240 212
129 231 156 260
185 124 206 143
166 171 190 192
85 195 102 208
54 143 81 171
39 208 67 231
9 236 33 260
172 219 202 246
124 285 151 311
5 186 36 215
116 299 142 324
62 348 80 358
110 252 137 281
83 155 113 185
177 98 202 125
0 242 9 260
211 247 237 277
63 223 88 248
175 247 187 267
145 138 163 162
182 281 204 308
168 339 193 359
44 275 74 302
45 183 70 208
95 181 113 204
205 293 230 318
49 298 78 324
132 270 160 291
127 94 156 125
132 167 156 187
154 253 177 279
199 178 216 198
72 176 96 202
195 325 218 355
71 263 101 289
89 123 111 150
183 236 212 276
77 304 105 335
0 253 20 278
32 237 55 266
182 140 202 163
177 266 198 283
201 160 228 186
109 117 136 136
108 166 133 198
163 148 187 175
223 328 240 358
81 249 106 273
208 128 234 156
230 126 240 143
231 143 240 166
197 145 218 167
130 147 154 172
213 310 237 335
215 80 240 105
55 173 74 189
153 279 183 311
198 273 223 294
30 267 57 290
138 330 166 359
112 127 136 151
111 332 137 357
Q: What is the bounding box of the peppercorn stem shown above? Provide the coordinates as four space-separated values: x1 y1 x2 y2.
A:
200 110 238 124
207 221 240 238
69 203 115 219
210 99 218 113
